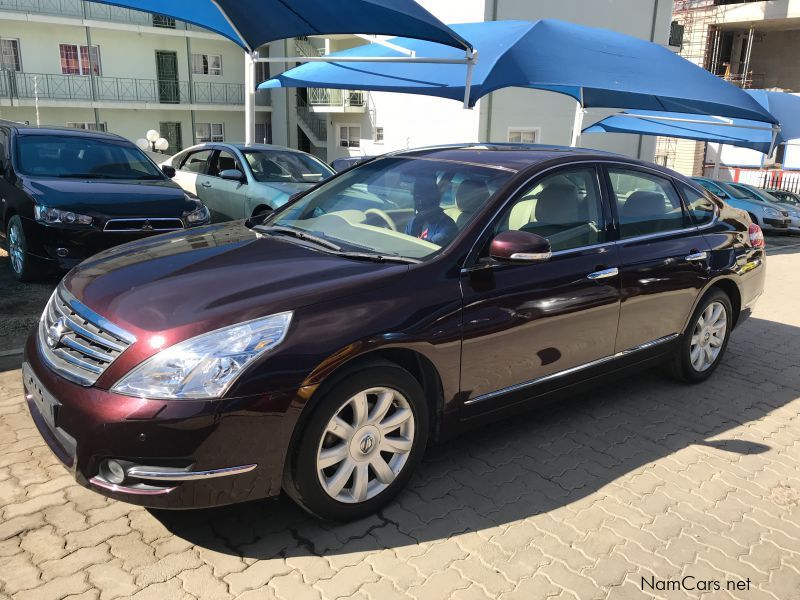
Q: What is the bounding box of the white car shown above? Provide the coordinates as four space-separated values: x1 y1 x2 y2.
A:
162 143 335 222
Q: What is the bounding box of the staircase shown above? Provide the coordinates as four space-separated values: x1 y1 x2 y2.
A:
293 38 328 149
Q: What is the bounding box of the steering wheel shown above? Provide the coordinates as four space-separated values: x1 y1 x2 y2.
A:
364 208 397 231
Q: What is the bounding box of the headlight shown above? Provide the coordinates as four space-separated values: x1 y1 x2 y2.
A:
35 206 93 226
112 312 292 400
762 207 780 217
185 202 210 225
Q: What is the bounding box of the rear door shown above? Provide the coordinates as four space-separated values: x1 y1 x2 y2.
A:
605 164 713 352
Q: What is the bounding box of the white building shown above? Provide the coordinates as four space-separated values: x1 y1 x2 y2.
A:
1 0 674 164
0 0 271 153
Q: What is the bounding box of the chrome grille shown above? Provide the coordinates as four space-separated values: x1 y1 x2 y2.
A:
104 218 184 232
38 286 136 386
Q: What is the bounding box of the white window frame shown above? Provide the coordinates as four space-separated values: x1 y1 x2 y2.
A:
338 124 361 149
195 122 225 143
59 43 101 76
374 126 384 144
66 121 108 132
507 127 541 145
191 53 223 76
0 38 22 72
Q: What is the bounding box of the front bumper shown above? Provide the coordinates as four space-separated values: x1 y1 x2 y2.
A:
23 333 298 509
762 217 790 231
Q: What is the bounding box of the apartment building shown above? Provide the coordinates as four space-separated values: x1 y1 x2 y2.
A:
0 0 271 153
267 0 675 165
660 0 800 176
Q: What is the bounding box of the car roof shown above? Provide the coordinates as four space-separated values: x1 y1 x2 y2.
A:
0 121 127 142
382 143 637 173
187 142 316 155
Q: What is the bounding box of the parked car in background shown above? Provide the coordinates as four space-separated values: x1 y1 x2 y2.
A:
728 182 800 234
766 189 800 207
0 122 210 281
692 177 790 233
330 155 376 172
162 143 335 222
25 144 766 521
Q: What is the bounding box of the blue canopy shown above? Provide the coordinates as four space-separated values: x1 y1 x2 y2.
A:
585 90 799 153
89 0 472 52
583 111 776 153
260 20 778 124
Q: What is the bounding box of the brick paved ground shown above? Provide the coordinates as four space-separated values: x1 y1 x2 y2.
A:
1 240 799 600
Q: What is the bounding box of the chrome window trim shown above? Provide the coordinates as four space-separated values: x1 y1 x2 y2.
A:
464 333 680 406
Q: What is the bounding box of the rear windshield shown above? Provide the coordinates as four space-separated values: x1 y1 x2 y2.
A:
15 134 164 180
243 149 333 184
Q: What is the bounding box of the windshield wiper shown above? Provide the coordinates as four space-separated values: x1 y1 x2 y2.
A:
330 251 421 265
255 224 342 251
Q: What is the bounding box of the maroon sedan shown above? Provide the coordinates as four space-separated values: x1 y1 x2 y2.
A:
24 144 766 521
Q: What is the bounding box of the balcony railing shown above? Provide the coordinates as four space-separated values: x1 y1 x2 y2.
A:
308 88 366 108
0 71 267 106
0 0 206 31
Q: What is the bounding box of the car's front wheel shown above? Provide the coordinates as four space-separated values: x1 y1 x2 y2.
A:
667 289 732 383
285 364 429 521
6 215 40 282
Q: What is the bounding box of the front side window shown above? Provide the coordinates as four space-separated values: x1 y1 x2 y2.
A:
608 168 688 238
679 183 716 226
495 167 606 252
191 53 222 76
179 149 213 174
196 123 224 143
1 39 21 71
210 150 242 177
243 149 333 184
60 44 100 76
266 157 512 260
339 125 361 148
15 135 163 180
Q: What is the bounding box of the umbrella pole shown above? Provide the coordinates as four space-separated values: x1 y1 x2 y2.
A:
712 143 721 179
245 52 256 144
571 99 584 147
463 50 477 109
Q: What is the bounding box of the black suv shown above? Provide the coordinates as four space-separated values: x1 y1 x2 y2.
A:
0 122 210 280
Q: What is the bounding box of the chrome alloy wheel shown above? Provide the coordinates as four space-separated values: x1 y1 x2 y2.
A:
8 221 24 275
690 301 728 372
316 386 415 504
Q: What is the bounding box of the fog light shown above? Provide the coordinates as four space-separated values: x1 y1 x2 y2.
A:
101 459 126 485
56 248 69 258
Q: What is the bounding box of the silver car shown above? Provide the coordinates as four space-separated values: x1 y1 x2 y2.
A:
729 182 800 234
692 177 791 233
162 143 334 221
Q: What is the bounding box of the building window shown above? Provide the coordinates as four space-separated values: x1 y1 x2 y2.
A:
191 54 222 76
374 127 384 144
1 39 21 71
508 128 540 144
152 14 176 29
339 125 361 148
196 122 224 143
66 122 107 132
159 121 183 152
60 44 101 76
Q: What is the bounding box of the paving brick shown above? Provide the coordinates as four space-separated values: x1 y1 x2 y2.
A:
223 559 294 596
14 572 88 600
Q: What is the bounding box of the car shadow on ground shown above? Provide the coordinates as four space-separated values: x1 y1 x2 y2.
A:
152 314 799 558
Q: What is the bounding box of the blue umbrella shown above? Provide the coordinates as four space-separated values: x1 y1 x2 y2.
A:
88 0 472 52
259 19 778 125
584 90 800 153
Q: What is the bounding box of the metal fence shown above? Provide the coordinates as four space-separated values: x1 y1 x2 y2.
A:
726 168 800 194
308 88 366 108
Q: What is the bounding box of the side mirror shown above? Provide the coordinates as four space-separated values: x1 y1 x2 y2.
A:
490 230 552 263
161 165 176 178
220 169 246 183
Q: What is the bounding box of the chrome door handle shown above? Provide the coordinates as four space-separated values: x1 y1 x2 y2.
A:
587 267 619 280
200 181 212 188
685 251 708 262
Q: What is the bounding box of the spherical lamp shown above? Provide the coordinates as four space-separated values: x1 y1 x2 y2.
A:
145 129 160 143
154 138 169 152
135 138 150 151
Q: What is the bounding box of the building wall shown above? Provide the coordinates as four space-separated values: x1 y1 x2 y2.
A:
748 29 800 90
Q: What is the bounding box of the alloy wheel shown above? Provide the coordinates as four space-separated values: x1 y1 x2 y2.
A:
316 386 415 504
689 301 728 372
8 222 24 275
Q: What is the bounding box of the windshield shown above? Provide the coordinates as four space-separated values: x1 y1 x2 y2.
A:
264 157 512 260
716 181 752 200
16 134 164 180
772 191 800 206
243 149 333 184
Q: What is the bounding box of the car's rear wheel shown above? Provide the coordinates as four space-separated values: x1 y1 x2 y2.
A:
667 289 732 383
6 215 40 282
285 365 428 521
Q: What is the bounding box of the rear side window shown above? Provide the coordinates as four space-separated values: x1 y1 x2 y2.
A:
180 149 213 174
608 168 688 238
679 183 716 226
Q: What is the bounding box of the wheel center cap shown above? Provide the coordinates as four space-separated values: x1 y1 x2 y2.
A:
350 425 380 460
359 435 375 455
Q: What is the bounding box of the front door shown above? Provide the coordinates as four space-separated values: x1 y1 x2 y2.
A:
460 165 621 415
201 149 248 221
605 165 713 352
155 51 180 104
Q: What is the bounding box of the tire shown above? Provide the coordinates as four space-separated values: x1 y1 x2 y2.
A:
285 365 429 521
666 289 733 383
6 215 40 282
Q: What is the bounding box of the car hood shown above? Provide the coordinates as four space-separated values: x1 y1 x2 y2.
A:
23 177 193 217
63 221 406 343
251 181 317 205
